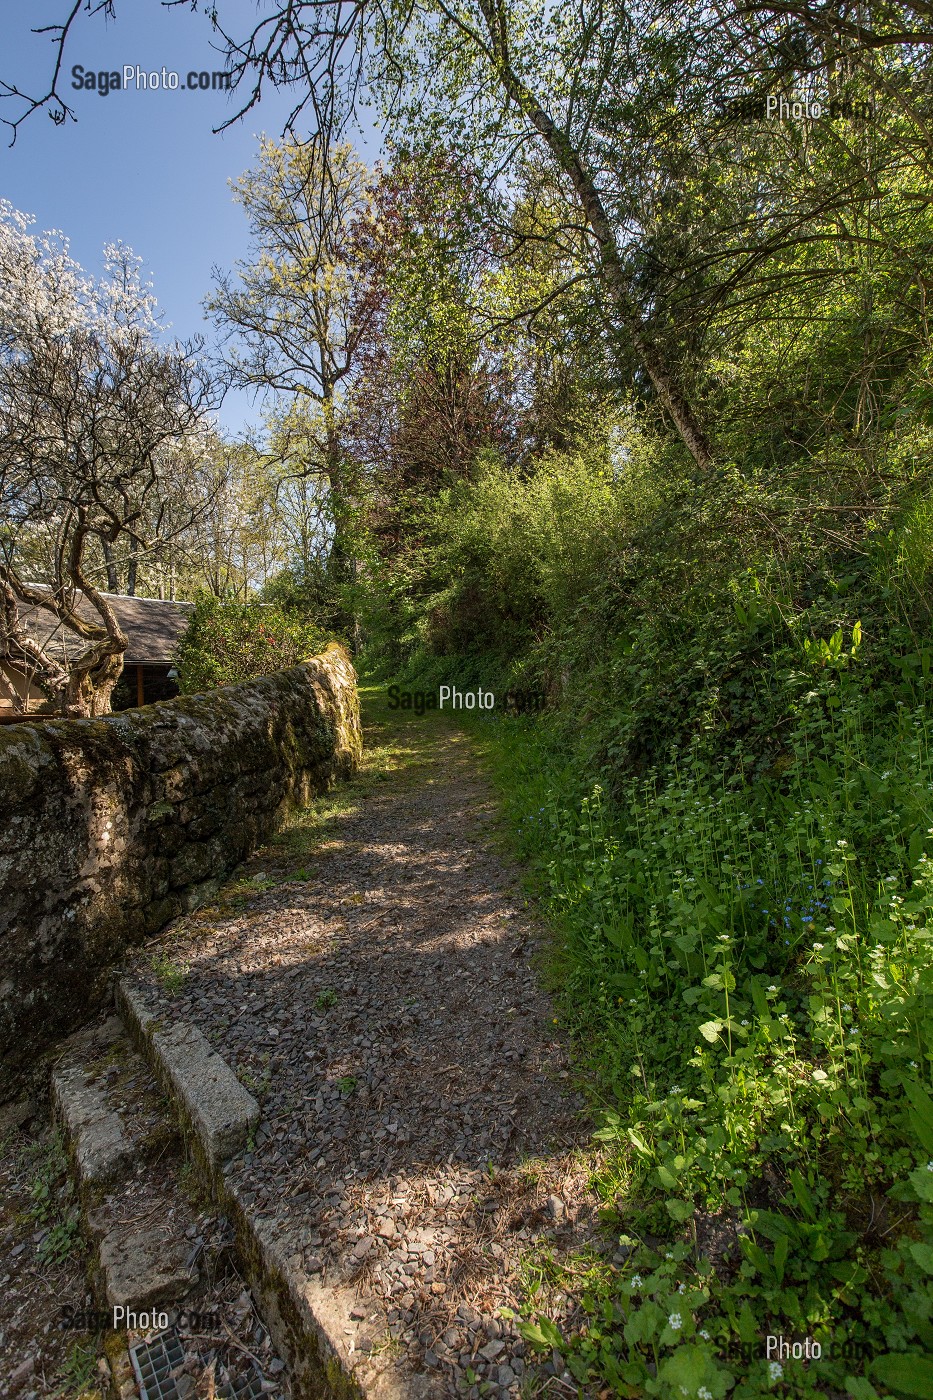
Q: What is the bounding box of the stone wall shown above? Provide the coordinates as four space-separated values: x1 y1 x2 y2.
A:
0 644 360 1097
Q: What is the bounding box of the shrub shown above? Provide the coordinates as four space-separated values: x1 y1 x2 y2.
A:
175 596 328 693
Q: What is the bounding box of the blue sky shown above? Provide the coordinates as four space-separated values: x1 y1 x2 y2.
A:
0 1 382 436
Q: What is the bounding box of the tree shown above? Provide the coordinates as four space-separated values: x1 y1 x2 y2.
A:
0 203 213 715
207 139 379 597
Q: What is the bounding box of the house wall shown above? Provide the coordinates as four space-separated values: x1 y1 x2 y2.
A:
0 664 55 713
0 644 360 1097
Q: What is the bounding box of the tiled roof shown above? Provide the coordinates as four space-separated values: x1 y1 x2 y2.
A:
15 590 195 666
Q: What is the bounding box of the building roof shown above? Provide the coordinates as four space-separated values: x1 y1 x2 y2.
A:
14 590 195 666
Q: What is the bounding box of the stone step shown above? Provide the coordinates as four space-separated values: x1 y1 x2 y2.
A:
52 1014 201 1313
117 972 431 1400
115 981 260 1169
53 1008 292 1400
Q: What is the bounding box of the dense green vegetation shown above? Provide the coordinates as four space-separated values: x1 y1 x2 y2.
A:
175 596 328 693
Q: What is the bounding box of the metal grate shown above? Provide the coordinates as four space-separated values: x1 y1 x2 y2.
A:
129 1329 268 1400
130 1330 186 1400
223 1367 266 1400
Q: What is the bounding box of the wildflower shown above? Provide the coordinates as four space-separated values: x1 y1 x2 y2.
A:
741 1019 749 1026
813 1069 828 1081
849 1028 858 1036
699 1390 713 1400
842 1003 852 1011
630 1274 643 1288
837 839 848 848
768 984 778 993
910 1061 919 1069
812 942 824 951
825 925 835 933
665 1251 674 1259
678 1282 686 1293
699 1330 710 1340
926 1162 933 1172
769 1361 783 1382
668 1312 683 1331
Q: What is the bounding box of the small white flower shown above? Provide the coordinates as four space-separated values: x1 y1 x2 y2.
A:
812 942 824 951
842 1003 852 1011
668 1312 682 1330
849 1028 858 1036
699 1329 710 1340
825 925 835 933
837 839 848 848
698 1389 713 1400
926 1162 933 1172
741 1019 749 1026
630 1274 642 1288
910 1061 919 1069
670 1085 683 1095
768 984 778 993
812 1069 828 1081
678 1282 686 1293
769 1361 783 1382
665 1251 674 1259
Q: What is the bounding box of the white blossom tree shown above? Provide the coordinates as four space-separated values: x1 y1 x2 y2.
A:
0 202 214 716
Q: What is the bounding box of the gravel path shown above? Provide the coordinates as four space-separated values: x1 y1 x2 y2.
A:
128 700 602 1397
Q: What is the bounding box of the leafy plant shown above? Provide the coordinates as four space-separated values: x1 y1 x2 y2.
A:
176 595 328 693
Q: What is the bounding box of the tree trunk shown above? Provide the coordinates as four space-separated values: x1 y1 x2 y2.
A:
102 541 120 593
127 535 140 596
478 9 714 471
64 649 124 716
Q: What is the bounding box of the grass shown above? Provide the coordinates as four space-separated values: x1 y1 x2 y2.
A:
149 951 189 996
53 1341 99 1398
453 676 933 1396
25 1133 83 1266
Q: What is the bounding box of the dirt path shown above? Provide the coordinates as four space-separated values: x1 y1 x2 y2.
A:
128 690 601 1397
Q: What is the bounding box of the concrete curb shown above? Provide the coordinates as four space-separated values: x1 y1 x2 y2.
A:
115 980 259 1168
116 976 431 1400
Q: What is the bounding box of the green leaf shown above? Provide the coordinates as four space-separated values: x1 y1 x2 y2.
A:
846 1379 881 1399
627 1129 653 1158
904 1080 933 1156
699 1020 723 1042
910 1243 933 1275
665 1198 695 1223
773 1233 789 1285
872 1353 933 1398
657 1345 708 1389
737 1303 758 1345
909 1167 933 1202
515 1321 551 1351
789 1168 818 1221
749 980 772 1018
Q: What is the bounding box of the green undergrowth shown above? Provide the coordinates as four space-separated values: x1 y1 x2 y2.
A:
462 661 933 1398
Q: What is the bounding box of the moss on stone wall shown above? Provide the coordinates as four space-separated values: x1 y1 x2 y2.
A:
0 643 360 1099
